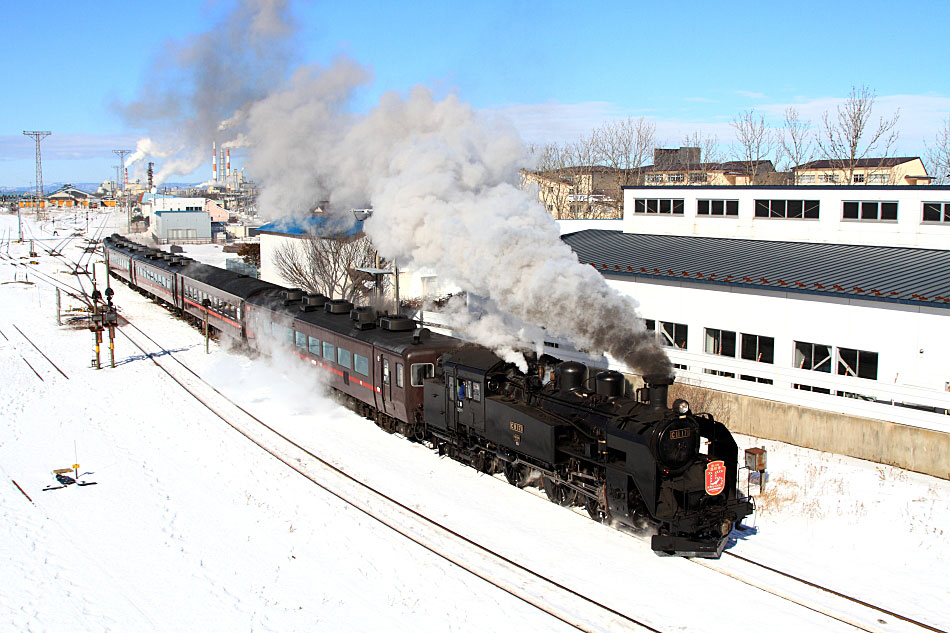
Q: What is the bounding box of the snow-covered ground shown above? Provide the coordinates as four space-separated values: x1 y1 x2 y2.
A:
1 209 948 632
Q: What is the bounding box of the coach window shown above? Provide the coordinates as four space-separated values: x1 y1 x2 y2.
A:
448 375 456 399
354 353 369 376
395 363 404 388
323 342 335 362
471 381 481 402
308 336 320 355
383 359 390 384
337 347 352 370
295 331 307 349
411 363 434 387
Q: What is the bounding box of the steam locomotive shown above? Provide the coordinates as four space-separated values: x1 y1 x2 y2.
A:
103 234 754 557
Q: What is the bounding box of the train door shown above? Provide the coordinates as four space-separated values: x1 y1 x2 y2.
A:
448 367 485 434
380 355 395 418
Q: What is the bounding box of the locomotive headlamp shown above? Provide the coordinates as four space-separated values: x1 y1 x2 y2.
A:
673 399 690 415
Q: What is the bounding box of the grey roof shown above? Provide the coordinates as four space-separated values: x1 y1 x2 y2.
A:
795 157 920 170
561 230 950 309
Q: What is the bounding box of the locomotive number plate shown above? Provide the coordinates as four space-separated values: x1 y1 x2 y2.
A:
509 421 524 433
670 428 690 440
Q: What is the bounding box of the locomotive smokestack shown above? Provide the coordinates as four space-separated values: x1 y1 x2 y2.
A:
643 374 674 411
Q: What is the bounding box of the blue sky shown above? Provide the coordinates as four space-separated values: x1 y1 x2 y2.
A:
3 0 949 187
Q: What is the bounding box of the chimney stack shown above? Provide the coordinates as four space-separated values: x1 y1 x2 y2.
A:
212 141 217 182
226 149 231 179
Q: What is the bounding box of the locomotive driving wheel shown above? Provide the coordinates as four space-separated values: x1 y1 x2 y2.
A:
542 475 577 507
584 484 610 523
503 462 530 488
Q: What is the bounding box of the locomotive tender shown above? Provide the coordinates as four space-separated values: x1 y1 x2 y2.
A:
103 234 753 557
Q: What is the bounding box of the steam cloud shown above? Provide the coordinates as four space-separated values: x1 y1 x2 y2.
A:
117 0 672 376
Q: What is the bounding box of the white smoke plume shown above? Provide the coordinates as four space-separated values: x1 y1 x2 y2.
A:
239 68 671 376
118 0 672 376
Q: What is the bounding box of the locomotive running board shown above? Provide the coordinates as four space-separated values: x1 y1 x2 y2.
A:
651 534 728 559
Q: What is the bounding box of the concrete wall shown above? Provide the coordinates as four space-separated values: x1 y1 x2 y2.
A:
643 378 950 480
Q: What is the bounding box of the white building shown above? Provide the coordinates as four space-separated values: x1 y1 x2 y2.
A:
140 193 207 228
257 215 456 302
620 184 950 249
556 184 950 476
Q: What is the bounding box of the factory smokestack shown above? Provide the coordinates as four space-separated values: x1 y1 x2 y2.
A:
147 162 154 190
123 168 128 187
212 141 217 182
226 149 231 178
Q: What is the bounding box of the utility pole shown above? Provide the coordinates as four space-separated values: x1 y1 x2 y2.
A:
113 149 131 232
23 131 51 221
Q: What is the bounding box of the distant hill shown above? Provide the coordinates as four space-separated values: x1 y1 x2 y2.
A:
0 182 199 195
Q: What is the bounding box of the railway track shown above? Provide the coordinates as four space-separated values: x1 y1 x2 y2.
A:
114 317 663 633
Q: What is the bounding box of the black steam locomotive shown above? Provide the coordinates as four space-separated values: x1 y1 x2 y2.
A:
103 234 754 557
425 348 753 557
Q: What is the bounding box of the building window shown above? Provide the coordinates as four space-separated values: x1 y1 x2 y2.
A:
667 173 685 183
797 174 815 184
689 172 707 184
697 199 739 216
843 201 898 221
852 174 865 183
633 198 685 215
837 347 878 380
818 173 840 183
741 375 774 385
660 321 688 349
794 341 832 372
705 328 736 356
922 202 950 223
868 173 889 184
754 199 819 219
646 174 664 184
794 383 831 394
741 333 774 363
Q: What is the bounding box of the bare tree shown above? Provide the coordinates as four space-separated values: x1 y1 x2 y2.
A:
592 117 656 193
730 109 779 184
526 135 616 219
273 230 377 301
816 85 900 184
924 117 950 185
781 106 815 181
682 130 722 184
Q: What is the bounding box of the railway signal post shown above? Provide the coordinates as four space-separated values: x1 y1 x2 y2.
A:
104 288 116 368
202 298 211 354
